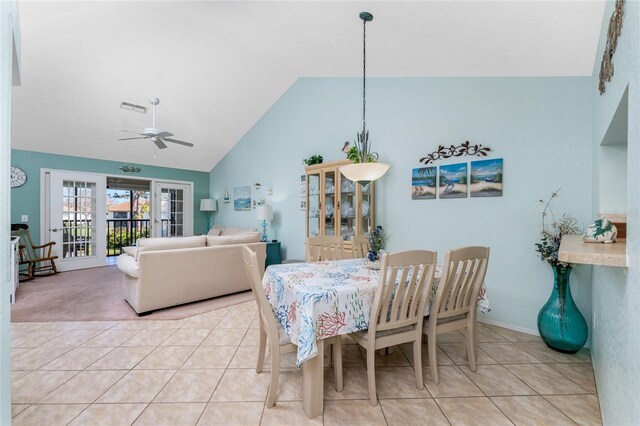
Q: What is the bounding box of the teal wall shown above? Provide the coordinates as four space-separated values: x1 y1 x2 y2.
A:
11 149 210 243
590 1 640 424
210 76 594 334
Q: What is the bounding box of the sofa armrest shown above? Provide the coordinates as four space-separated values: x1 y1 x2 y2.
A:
116 254 139 278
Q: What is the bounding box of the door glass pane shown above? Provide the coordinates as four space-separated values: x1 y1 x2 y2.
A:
339 174 356 241
307 174 320 237
324 171 335 236
360 181 373 235
160 187 185 237
62 180 97 258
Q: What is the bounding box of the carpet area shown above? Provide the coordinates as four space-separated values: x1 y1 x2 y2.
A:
10 265 254 322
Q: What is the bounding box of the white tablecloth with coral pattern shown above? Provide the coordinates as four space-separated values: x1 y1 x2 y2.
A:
262 258 490 366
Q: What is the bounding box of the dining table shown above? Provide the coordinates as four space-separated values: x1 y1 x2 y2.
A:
262 258 491 418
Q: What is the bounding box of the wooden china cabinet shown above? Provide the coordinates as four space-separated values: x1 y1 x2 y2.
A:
305 159 375 256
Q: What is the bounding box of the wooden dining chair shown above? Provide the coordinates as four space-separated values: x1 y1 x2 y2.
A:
306 236 344 262
241 246 343 407
350 250 437 406
423 246 490 384
351 235 369 259
11 224 58 280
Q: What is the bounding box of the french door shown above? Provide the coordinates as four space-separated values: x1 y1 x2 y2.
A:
49 171 107 271
153 181 193 237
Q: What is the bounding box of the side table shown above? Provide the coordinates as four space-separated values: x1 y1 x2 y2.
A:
265 241 282 268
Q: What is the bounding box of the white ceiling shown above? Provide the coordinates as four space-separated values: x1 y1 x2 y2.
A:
12 1 605 172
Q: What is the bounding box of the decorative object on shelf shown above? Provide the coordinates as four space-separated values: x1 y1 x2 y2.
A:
223 189 230 203
234 186 251 211
256 204 273 242
339 12 390 184
534 189 587 353
419 141 491 165
200 198 217 231
583 218 618 243
303 155 323 166
364 225 389 269
599 0 625 95
119 164 141 174
439 163 468 199
470 158 503 197
10 166 27 188
412 167 436 200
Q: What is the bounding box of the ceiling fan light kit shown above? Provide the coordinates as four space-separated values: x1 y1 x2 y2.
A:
339 11 390 185
117 97 195 150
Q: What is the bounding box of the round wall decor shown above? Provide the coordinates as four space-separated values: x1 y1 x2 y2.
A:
10 166 27 188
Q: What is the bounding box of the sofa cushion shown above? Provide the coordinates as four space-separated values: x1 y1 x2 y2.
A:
136 235 207 259
221 226 255 236
122 246 137 257
206 232 260 246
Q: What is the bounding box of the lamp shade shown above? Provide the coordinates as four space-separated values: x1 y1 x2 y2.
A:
340 163 390 183
256 204 273 221
200 198 217 212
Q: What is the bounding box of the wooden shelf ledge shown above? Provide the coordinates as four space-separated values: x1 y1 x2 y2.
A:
558 235 627 268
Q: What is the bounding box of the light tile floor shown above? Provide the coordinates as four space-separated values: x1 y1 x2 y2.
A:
11 301 601 425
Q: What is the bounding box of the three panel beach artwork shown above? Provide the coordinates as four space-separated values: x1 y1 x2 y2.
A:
412 158 503 199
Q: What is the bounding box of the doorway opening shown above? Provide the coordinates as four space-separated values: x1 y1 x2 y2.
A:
106 177 151 259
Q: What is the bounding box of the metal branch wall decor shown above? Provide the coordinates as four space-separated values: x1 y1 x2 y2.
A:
119 164 141 174
419 141 491 165
599 0 625 95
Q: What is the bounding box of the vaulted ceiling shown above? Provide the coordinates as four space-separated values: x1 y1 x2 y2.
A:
12 1 604 172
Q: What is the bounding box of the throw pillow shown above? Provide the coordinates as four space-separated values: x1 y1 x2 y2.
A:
206 232 260 246
208 226 223 236
122 246 137 257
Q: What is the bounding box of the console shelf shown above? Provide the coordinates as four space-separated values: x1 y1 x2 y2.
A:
558 235 627 268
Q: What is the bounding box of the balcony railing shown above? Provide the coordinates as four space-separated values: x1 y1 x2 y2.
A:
107 219 173 257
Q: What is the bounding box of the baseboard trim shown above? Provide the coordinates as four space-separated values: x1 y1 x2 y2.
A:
478 318 539 336
478 318 590 349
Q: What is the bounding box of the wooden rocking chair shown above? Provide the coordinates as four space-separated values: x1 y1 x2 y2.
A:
11 224 58 280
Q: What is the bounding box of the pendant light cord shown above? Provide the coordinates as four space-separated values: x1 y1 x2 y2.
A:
362 18 367 135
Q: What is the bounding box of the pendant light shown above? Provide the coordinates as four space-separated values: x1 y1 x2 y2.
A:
340 11 390 184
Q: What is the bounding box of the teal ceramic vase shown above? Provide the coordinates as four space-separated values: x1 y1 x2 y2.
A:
537 265 588 353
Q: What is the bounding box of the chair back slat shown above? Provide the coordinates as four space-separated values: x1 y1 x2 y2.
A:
242 246 280 339
306 236 344 262
370 250 437 334
352 235 369 259
433 247 489 319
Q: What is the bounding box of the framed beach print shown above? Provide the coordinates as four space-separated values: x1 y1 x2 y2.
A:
412 167 436 200
234 185 252 211
470 158 503 197
438 163 468 199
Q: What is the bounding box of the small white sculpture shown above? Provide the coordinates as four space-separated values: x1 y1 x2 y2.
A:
583 218 617 244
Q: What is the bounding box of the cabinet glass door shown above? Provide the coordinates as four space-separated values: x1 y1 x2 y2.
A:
358 181 374 235
323 170 337 236
307 173 320 237
338 172 357 241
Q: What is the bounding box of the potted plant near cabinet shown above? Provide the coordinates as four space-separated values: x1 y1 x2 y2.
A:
534 190 587 353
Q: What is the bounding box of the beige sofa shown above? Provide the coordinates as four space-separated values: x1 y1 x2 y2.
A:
116 228 265 314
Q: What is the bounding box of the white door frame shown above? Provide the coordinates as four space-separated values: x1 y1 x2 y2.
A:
40 169 195 251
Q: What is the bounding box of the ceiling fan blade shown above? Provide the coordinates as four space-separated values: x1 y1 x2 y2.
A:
154 139 168 149
163 137 194 147
118 136 148 140
117 129 144 135
155 131 174 139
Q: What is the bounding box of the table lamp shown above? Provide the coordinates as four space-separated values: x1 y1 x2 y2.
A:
200 198 217 232
256 204 273 242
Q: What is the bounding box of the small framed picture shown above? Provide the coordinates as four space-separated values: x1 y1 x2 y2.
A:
300 186 307 198
470 158 503 197
438 163 468 199
300 175 307 185
411 167 436 200
300 200 307 211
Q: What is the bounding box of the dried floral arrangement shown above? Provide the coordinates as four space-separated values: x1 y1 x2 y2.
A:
534 189 581 268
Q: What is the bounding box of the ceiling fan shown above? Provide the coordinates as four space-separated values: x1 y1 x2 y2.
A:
117 97 194 150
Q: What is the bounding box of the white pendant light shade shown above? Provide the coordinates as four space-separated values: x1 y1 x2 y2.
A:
340 162 390 183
